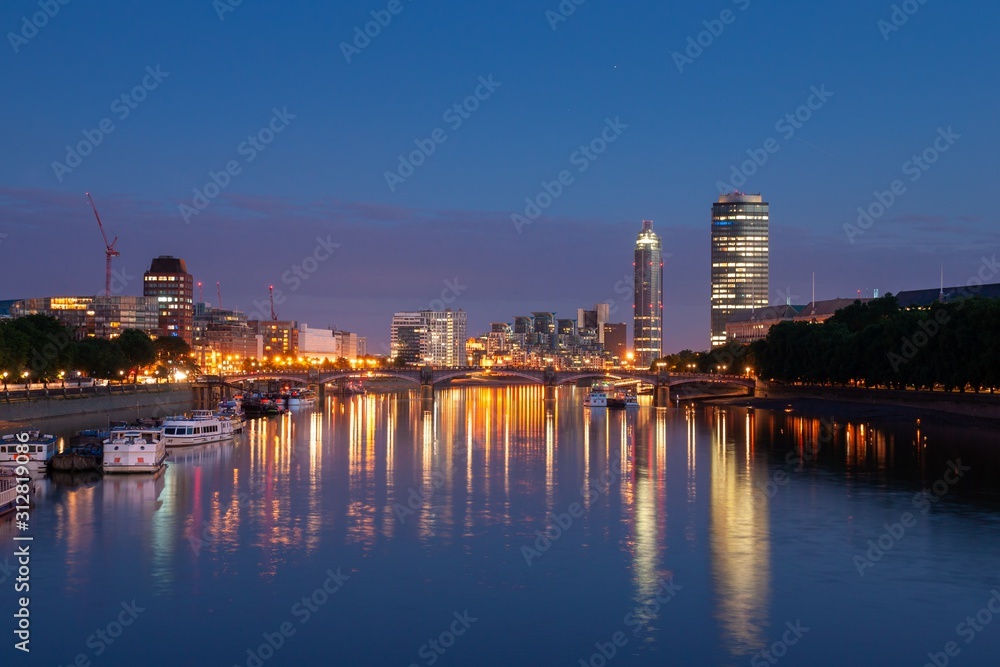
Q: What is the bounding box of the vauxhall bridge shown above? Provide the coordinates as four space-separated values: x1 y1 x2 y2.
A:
210 366 756 407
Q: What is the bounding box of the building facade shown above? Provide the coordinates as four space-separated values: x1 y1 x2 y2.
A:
633 220 663 367
298 325 364 361
390 310 467 368
249 320 299 357
711 193 769 349
603 323 627 360
143 256 194 345
10 296 159 339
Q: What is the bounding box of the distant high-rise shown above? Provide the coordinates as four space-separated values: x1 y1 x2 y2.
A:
711 193 769 349
390 310 467 368
143 256 194 345
633 220 663 367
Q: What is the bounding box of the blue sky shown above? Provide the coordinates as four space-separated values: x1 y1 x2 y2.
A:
1 0 997 352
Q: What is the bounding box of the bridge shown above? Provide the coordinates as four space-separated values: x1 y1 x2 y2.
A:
219 367 755 407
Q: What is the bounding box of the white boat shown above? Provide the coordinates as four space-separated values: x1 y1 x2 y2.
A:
286 389 316 407
160 411 234 448
0 431 57 473
217 409 246 433
102 428 167 474
0 469 18 518
585 383 609 408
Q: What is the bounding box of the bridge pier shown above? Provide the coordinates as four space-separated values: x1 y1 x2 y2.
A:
654 385 673 408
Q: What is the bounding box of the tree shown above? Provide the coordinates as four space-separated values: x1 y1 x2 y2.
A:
76 338 127 380
116 330 156 381
154 336 192 364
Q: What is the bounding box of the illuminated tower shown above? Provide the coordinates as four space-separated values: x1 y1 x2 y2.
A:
633 220 663 367
711 194 769 349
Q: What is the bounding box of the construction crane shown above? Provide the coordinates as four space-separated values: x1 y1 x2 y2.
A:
86 193 120 297
197 281 204 304
217 281 223 309
269 285 278 321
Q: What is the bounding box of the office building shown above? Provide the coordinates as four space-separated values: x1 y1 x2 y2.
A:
603 323 627 360
390 310 467 368
711 193 769 349
633 220 663 367
143 256 194 345
249 320 299 357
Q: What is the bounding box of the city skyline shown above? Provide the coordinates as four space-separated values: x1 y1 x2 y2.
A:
1 1 997 353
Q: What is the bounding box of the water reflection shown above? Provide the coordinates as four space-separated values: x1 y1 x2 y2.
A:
14 388 1000 666
710 407 771 655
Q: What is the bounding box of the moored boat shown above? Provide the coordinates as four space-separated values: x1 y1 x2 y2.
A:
0 431 57 473
0 468 18 518
286 389 316 407
160 411 234 448
585 382 610 408
102 428 167 474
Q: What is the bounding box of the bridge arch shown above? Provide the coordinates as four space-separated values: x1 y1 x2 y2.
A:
316 371 420 385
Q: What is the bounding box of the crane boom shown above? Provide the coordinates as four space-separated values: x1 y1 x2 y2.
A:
85 192 120 297
269 285 278 321
217 282 223 309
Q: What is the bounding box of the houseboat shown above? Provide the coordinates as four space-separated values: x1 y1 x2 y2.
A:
102 428 167 474
160 411 234 448
0 431 57 473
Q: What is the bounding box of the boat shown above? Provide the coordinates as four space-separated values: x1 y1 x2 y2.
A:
159 411 235 448
0 468 19 518
286 389 316 407
102 427 167 474
217 407 246 433
585 382 610 408
607 389 640 409
0 430 57 473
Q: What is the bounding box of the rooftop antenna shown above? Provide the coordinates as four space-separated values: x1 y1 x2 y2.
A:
939 264 945 301
812 272 816 314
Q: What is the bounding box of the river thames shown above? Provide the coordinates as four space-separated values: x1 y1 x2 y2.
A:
6 386 1000 666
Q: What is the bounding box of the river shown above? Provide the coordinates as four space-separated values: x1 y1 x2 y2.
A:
4 386 1000 666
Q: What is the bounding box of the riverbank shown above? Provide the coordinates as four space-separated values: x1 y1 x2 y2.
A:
708 383 1000 427
0 384 193 425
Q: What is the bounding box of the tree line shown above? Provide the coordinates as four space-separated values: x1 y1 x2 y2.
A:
655 295 1000 392
0 314 195 383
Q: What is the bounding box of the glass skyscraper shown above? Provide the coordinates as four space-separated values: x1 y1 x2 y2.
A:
633 220 663 367
710 193 770 349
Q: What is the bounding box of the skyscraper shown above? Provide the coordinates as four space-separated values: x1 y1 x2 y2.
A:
710 193 770 349
633 220 663 367
143 256 194 345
